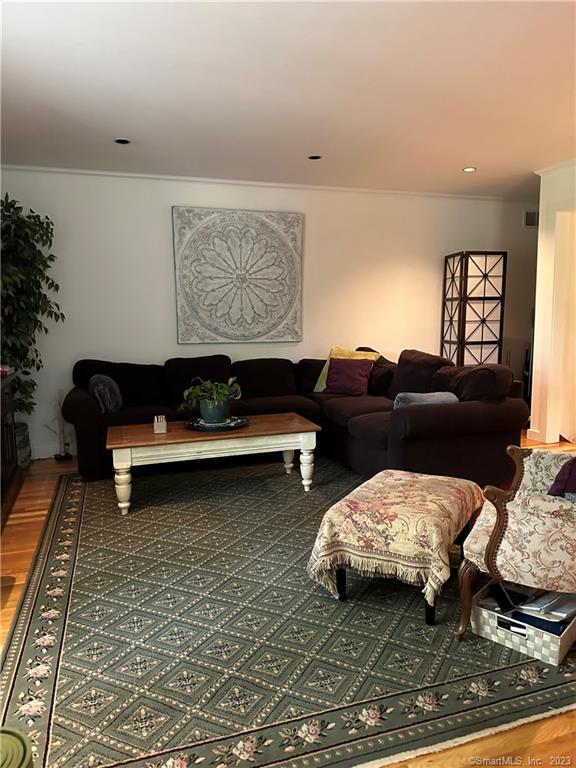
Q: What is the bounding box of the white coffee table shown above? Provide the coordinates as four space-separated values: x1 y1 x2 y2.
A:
106 412 321 514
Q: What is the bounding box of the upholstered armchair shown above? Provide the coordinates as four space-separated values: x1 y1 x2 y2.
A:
454 446 576 641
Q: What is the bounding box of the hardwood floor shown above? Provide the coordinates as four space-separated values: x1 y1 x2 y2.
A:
0 457 78 645
1 439 574 765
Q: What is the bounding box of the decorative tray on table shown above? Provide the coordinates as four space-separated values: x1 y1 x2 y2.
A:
185 416 249 432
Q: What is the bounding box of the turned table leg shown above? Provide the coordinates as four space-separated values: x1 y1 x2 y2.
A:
454 559 480 640
114 469 132 515
112 448 133 515
282 449 295 475
300 449 314 492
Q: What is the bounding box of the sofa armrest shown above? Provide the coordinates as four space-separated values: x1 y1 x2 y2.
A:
509 379 524 399
62 387 102 425
62 387 110 480
389 398 529 441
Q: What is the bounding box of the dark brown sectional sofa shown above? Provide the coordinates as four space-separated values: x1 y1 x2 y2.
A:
62 349 529 487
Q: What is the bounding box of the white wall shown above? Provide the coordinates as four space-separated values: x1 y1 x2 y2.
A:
2 167 538 458
529 160 576 443
554 211 576 442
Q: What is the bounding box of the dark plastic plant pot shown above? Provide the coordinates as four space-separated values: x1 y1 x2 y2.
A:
199 400 230 424
15 422 32 468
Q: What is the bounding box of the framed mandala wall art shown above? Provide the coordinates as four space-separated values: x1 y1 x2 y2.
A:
172 206 303 342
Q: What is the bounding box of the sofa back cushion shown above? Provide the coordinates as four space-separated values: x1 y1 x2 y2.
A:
295 359 326 394
388 349 453 399
354 347 398 396
368 357 397 396
448 364 513 401
430 365 460 392
73 359 168 406
231 358 296 398
164 355 232 406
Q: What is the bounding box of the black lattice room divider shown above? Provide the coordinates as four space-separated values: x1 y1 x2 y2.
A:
441 251 507 365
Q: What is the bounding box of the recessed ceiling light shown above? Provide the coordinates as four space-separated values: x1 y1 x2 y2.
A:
114 138 131 145
308 154 322 160
462 166 477 173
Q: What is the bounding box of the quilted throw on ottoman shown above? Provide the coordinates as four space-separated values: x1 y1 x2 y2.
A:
308 470 484 605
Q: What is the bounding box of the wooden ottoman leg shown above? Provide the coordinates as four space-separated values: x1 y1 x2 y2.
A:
336 568 346 602
425 601 435 626
454 559 480 641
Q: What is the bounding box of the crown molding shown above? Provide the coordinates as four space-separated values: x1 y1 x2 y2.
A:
535 159 576 177
1 163 538 205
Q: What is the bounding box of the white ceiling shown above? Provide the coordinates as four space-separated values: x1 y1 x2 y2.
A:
2 2 575 200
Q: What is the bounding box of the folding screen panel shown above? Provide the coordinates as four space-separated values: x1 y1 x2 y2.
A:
441 251 507 366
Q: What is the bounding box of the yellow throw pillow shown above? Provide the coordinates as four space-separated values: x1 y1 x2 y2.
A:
314 346 380 392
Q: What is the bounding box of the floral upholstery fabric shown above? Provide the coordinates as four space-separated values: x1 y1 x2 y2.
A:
307 469 484 606
520 450 574 494
464 450 576 592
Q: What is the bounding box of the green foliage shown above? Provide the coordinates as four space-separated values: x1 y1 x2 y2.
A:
180 377 241 409
1 195 65 413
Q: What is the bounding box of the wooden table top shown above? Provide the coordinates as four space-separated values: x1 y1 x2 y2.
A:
106 412 321 450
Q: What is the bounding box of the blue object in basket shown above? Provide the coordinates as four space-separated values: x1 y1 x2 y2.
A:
511 611 567 636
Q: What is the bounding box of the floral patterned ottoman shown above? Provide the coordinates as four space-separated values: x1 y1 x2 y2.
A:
307 469 484 614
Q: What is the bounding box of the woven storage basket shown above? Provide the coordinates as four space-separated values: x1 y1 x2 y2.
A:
470 582 576 666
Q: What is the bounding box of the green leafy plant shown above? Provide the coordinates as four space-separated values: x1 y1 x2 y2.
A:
180 377 241 410
1 195 65 413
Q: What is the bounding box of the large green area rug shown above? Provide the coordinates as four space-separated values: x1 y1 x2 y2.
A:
1 459 575 768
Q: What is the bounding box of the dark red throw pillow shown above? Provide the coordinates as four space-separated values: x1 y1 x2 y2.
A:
326 357 374 396
548 458 576 499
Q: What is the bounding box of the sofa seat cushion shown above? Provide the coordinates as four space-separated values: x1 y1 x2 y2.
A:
231 359 296 398
102 405 180 427
322 396 394 428
164 355 232 406
347 412 391 448
73 360 169 407
389 349 453 399
231 396 321 421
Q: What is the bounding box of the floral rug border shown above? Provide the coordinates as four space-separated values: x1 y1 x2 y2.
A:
1 474 575 768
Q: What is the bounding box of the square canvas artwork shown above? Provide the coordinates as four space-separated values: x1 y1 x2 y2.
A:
172 206 303 342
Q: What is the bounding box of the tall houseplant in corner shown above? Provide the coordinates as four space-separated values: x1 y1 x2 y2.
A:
1 195 65 462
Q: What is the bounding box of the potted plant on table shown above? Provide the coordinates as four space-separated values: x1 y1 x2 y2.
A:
180 377 241 424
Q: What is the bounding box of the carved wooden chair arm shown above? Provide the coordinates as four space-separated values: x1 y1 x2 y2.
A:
483 484 515 507
506 445 532 496
482 484 515 580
